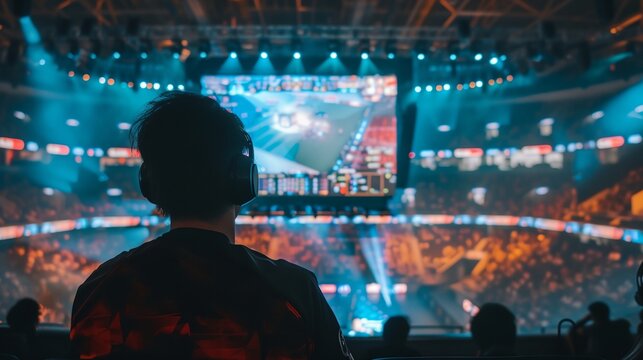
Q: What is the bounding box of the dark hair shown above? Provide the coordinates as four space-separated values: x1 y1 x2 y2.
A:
470 303 516 355
383 316 411 346
131 92 246 219
7 298 40 332
588 301 610 323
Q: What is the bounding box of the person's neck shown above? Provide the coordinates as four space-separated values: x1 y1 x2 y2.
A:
170 209 236 243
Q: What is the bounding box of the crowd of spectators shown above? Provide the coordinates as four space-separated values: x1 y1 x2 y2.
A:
2 220 638 335
577 167 643 217
2 166 642 229
0 165 641 336
411 171 577 219
0 172 152 227
459 229 640 332
0 240 100 325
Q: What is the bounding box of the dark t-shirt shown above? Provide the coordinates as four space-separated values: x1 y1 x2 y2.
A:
70 228 353 359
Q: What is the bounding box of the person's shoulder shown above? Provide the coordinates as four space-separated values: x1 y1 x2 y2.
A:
611 318 633 332
77 238 161 292
237 244 317 283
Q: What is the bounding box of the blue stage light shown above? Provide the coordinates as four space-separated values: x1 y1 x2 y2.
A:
140 51 148 59
476 80 483 87
450 53 457 61
361 52 369 60
199 51 207 58
387 52 395 59
417 53 425 60
19 17 41 44
489 56 499 65
113 51 121 59
330 51 338 59
166 84 174 91
230 51 238 59
414 86 421 93
425 85 433 92
293 51 301 59
474 53 483 61
443 83 451 91
260 51 268 59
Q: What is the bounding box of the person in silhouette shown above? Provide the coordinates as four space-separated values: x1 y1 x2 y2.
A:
470 303 517 356
365 316 420 359
571 301 633 360
70 92 353 359
0 298 40 360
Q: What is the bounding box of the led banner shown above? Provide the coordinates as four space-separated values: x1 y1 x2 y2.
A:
0 215 640 244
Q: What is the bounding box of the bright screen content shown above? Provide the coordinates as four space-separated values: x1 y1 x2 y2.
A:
201 75 397 197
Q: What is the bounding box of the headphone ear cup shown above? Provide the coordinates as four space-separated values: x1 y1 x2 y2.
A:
231 156 257 205
636 291 643 306
250 163 259 199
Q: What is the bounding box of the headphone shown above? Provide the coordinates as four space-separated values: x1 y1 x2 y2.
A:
636 260 643 306
139 127 258 207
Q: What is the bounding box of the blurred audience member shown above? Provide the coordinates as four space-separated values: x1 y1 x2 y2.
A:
571 301 633 360
470 303 517 356
365 316 420 359
0 298 40 360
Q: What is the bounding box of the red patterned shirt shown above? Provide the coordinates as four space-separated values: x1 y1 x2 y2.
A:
70 228 353 359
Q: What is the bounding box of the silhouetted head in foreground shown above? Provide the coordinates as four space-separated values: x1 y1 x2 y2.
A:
6 298 40 334
383 316 411 347
470 303 516 356
588 301 610 325
131 92 251 222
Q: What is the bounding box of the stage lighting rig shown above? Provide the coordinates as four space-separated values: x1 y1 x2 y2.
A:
359 39 370 60
197 38 210 59
291 38 302 59
139 38 151 60
171 38 183 59
328 40 340 59
415 42 427 61
112 38 125 59
258 38 271 58
90 38 101 59
226 39 241 58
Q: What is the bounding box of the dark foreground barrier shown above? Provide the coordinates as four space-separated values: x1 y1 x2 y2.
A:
0 325 578 360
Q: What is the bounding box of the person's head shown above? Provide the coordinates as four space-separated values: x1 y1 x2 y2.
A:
588 301 610 323
382 316 411 346
470 303 516 356
131 92 256 221
7 298 40 333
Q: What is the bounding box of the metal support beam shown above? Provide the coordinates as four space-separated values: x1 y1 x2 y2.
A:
253 0 265 28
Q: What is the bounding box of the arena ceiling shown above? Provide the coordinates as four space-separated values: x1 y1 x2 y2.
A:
1 0 641 41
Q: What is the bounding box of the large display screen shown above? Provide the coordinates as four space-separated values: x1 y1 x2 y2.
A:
201 75 397 197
